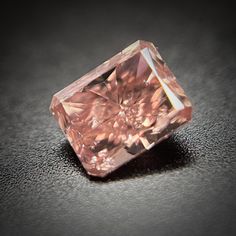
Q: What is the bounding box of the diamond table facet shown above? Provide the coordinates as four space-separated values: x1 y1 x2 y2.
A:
50 40 192 177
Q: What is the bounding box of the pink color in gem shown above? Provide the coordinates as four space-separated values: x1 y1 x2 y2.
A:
50 40 192 177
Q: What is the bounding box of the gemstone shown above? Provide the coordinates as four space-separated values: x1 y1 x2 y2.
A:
50 40 192 177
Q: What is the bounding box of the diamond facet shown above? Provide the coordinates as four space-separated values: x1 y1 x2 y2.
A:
50 40 192 177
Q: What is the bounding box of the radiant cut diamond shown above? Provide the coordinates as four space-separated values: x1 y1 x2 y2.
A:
50 40 192 177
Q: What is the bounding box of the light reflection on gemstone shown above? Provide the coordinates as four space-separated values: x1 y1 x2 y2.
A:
50 40 192 177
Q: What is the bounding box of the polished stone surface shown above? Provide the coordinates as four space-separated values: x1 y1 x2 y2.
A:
50 41 192 177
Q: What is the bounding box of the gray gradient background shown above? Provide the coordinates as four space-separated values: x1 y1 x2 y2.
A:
0 1 236 236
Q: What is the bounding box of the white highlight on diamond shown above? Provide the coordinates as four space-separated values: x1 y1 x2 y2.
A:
141 48 184 110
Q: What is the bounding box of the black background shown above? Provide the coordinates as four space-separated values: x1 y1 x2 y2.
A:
0 1 236 236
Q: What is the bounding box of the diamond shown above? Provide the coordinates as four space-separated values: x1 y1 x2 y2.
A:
50 40 192 177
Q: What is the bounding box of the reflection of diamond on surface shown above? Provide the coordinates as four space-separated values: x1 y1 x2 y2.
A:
50 40 192 177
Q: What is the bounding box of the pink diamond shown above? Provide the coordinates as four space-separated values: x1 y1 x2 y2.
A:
50 40 192 177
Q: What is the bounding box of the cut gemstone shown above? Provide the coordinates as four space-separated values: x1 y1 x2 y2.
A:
50 40 192 177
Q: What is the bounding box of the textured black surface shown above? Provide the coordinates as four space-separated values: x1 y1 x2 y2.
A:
0 1 236 236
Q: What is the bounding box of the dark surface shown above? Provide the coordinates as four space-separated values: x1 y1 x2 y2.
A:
0 1 236 236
